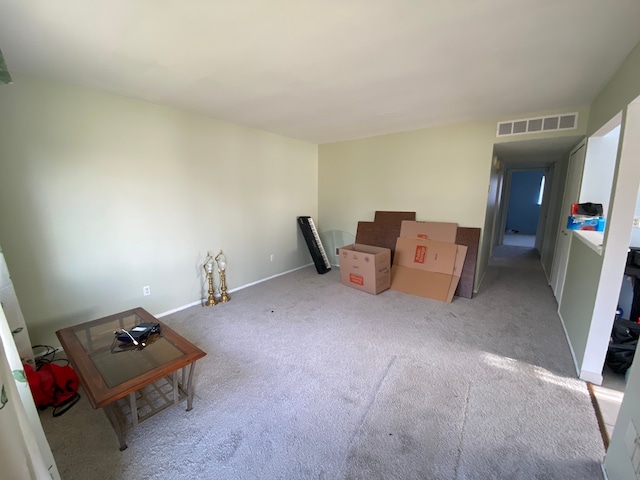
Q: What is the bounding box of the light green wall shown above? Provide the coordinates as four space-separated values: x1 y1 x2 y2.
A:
588 41 640 136
318 120 495 228
0 76 318 346
557 237 603 366
318 120 495 289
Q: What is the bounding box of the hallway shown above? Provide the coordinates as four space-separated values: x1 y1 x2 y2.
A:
491 242 619 453
503 233 536 248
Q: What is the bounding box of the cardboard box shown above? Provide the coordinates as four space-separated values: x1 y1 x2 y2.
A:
567 215 606 232
390 237 467 303
338 244 391 295
399 220 458 243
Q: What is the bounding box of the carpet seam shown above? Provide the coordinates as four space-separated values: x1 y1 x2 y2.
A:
453 381 472 479
336 354 397 479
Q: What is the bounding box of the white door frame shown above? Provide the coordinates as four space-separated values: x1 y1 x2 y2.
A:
549 141 587 304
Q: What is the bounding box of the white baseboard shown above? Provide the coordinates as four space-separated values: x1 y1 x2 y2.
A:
541 261 551 285
155 300 203 318
557 311 602 385
154 263 314 318
232 263 313 292
556 309 603 384
557 310 581 378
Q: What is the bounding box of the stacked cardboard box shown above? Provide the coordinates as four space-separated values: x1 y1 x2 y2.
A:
390 221 467 303
338 244 391 295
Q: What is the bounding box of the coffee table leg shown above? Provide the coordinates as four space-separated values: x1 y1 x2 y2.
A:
172 370 179 404
129 392 138 428
103 404 127 451
186 362 197 411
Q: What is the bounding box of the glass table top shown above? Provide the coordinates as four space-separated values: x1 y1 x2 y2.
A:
69 310 185 388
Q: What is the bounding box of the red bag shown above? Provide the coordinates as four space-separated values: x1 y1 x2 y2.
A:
24 363 80 416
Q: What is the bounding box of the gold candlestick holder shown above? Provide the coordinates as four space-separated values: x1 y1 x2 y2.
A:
215 250 231 302
203 251 218 306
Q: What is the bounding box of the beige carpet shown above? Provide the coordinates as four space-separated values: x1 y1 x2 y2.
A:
39 245 605 479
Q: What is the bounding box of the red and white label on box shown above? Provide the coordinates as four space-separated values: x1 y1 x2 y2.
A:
414 245 427 264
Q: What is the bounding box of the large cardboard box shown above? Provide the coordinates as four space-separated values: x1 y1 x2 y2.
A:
390 237 467 303
399 220 458 243
339 244 391 295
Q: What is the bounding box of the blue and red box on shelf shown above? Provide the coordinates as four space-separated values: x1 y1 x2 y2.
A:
567 215 606 232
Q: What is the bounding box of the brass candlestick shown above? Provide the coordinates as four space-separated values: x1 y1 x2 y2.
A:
203 251 218 306
215 250 231 302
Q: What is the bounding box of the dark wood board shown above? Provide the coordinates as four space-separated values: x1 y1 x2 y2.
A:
374 211 416 225
454 227 481 299
355 221 402 262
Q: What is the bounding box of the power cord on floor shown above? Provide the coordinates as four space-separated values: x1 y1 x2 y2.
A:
31 344 69 370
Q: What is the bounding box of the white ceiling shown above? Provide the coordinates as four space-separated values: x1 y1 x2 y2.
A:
1 1 639 144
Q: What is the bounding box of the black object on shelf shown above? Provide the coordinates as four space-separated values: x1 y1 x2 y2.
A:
575 202 604 216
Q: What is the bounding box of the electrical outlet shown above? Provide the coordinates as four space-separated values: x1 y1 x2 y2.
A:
633 217 640 228
143 286 151 296
270 254 275 262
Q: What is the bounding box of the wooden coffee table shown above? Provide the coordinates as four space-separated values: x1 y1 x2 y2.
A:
56 307 206 450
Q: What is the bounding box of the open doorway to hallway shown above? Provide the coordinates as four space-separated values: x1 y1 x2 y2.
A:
488 135 583 270
503 170 546 249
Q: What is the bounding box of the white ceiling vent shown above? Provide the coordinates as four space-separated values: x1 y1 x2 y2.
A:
497 113 578 137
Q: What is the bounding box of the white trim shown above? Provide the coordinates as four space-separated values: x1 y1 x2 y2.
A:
498 169 513 244
474 268 487 294
229 263 313 292
154 263 314 318
541 259 551 285
600 461 609 480
549 140 587 301
155 300 203 318
582 103 640 383
593 111 623 138
579 369 603 385
557 310 580 377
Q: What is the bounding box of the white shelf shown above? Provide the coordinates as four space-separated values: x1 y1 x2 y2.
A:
573 230 604 255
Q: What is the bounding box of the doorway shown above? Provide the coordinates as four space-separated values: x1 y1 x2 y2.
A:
489 135 583 266
503 170 546 249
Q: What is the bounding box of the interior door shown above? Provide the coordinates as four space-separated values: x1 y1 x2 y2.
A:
550 142 587 302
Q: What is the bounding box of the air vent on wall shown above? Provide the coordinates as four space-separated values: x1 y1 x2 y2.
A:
496 113 578 137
